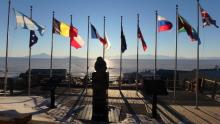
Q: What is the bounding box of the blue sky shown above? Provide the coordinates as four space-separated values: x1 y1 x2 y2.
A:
0 0 219 59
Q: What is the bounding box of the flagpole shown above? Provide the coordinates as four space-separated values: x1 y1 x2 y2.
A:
4 0 11 96
195 0 200 109
154 10 158 79
50 11 55 78
136 14 139 91
69 15 73 88
119 16 123 90
28 5 33 96
174 5 178 100
86 16 90 91
103 16 106 60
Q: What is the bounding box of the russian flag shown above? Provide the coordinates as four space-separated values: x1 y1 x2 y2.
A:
158 15 172 32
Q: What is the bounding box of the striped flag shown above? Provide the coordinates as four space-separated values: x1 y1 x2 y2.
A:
91 24 110 49
138 26 147 51
158 15 173 32
14 9 45 35
70 25 84 49
53 18 70 37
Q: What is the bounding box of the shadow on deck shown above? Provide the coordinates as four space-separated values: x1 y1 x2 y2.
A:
1 88 220 124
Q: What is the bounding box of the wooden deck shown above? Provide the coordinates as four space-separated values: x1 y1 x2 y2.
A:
46 88 152 123
44 88 220 123
1 87 220 123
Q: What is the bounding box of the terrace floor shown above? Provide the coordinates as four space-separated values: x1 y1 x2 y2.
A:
0 87 220 124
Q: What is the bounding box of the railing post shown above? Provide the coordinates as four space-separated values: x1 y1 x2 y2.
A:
212 81 217 100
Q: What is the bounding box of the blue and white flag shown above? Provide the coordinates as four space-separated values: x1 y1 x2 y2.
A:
14 9 45 35
91 24 100 39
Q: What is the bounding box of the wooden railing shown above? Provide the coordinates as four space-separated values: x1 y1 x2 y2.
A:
184 78 219 100
203 78 219 100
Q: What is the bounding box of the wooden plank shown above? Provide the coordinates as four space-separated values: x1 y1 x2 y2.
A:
108 105 120 123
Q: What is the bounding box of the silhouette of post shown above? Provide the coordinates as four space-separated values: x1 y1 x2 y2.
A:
4 0 11 96
48 76 58 108
195 0 200 109
86 16 90 90
154 10 158 79
92 57 109 122
174 5 179 100
69 15 73 88
119 16 123 89
50 11 55 78
136 14 139 91
28 5 33 96
103 16 106 59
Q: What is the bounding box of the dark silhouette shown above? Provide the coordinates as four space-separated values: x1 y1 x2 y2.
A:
142 80 168 118
48 76 60 108
94 57 107 72
92 57 109 122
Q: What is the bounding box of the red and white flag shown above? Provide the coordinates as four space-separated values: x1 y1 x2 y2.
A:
70 26 84 49
104 34 111 50
138 26 147 51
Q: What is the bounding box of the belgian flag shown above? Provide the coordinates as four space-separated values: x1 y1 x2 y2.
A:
53 18 70 37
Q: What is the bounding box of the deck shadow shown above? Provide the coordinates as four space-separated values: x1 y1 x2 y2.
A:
119 90 141 123
158 100 194 124
59 88 86 122
180 105 214 124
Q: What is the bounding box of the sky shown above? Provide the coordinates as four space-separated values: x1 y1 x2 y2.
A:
0 0 220 59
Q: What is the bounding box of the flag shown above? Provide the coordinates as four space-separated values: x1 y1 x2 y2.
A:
52 18 70 37
70 35 85 49
91 24 107 46
138 26 147 51
121 25 127 53
158 15 173 32
53 18 61 34
104 34 111 50
70 25 84 49
178 15 201 45
200 6 219 28
29 30 38 48
14 9 45 35
91 24 101 39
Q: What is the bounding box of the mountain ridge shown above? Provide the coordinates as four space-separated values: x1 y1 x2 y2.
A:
1 53 220 60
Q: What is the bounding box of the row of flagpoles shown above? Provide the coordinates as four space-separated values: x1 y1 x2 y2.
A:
3 0 219 109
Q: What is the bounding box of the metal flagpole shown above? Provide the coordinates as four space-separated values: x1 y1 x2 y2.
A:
86 16 90 91
174 5 179 100
154 11 158 80
4 0 11 96
69 15 73 88
103 16 106 60
136 14 139 91
195 0 200 109
28 6 33 96
50 11 55 78
119 16 123 90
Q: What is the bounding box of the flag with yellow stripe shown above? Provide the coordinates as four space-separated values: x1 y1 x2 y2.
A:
53 18 70 37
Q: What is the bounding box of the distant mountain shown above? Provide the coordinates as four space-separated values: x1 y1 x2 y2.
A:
200 57 220 60
31 53 50 58
26 53 83 59
1 53 220 60
109 54 186 59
